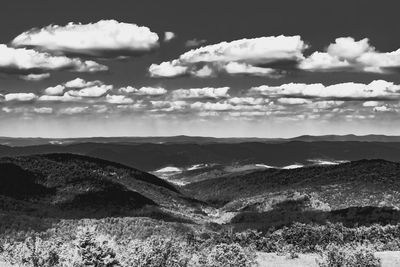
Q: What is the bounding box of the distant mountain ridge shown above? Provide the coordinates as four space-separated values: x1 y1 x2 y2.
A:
1 141 400 171
291 134 400 142
2 134 400 147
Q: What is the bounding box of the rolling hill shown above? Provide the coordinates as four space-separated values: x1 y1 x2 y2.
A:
183 159 400 229
183 159 400 209
0 154 199 219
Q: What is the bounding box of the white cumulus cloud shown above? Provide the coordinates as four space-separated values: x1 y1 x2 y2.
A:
223 62 277 76
363 101 380 107
191 65 215 77
20 73 50 81
149 60 188 78
38 92 80 102
300 37 400 73
373 105 391 112
105 94 134 104
172 87 230 99
278 98 312 105
150 100 188 112
250 80 400 100
5 93 37 102
0 45 107 74
64 78 102 88
44 85 65 96
179 35 306 65
119 86 167 96
59 106 88 115
12 20 159 57
164 32 176 42
67 84 113 98
149 35 306 78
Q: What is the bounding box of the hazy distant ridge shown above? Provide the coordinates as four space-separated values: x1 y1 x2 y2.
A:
2 134 400 147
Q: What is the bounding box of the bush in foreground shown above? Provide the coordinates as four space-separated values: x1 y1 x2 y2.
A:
197 243 256 267
0 235 60 267
76 228 120 267
317 244 381 267
0 227 256 267
117 235 191 267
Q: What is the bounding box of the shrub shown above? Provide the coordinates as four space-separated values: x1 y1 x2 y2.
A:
317 244 381 267
197 243 256 267
117 235 191 267
0 235 60 267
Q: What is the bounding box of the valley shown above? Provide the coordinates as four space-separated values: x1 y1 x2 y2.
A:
2 138 400 266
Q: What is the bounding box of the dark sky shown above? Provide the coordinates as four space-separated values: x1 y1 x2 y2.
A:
1 0 400 137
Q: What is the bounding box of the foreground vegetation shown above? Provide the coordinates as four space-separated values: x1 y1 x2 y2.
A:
1 154 400 266
2 216 400 266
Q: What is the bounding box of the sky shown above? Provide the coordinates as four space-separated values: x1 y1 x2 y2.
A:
1 0 400 138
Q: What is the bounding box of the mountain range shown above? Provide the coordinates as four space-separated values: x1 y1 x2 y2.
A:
2 134 400 147
1 140 400 171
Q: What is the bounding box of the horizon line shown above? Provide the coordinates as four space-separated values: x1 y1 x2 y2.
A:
0 133 400 139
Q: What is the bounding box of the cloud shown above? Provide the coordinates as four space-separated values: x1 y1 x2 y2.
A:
64 78 102 88
223 62 277 76
185 38 207 48
327 37 372 60
298 52 351 71
67 84 113 98
363 101 380 107
41 78 112 100
20 73 50 81
149 60 188 78
12 20 159 57
149 35 307 78
119 86 167 96
277 97 312 105
0 44 107 75
250 80 400 100
179 35 306 64
44 85 65 96
33 107 53 114
228 97 267 105
59 106 88 115
373 105 392 112
105 94 134 104
5 93 37 102
150 100 188 112
164 32 176 42
38 79 166 105
191 65 215 77
171 87 230 99
190 101 271 112
38 92 79 102
300 37 400 73
309 100 345 109
191 101 234 111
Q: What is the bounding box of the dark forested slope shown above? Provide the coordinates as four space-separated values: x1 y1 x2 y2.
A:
0 154 193 219
184 159 400 208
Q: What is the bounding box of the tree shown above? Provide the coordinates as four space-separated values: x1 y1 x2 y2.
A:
76 227 120 267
